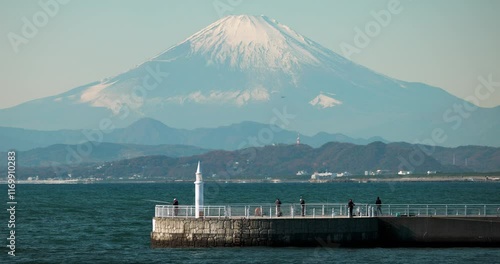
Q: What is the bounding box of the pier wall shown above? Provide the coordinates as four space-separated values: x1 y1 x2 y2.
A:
151 217 500 247
151 217 378 247
379 217 500 246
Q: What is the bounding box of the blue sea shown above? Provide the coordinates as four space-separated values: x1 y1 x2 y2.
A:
2 182 500 263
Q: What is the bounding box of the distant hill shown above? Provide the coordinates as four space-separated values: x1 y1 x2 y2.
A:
429 145 500 173
0 118 387 152
10 142 500 181
0 142 210 167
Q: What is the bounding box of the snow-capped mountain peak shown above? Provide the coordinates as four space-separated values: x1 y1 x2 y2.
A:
154 15 337 71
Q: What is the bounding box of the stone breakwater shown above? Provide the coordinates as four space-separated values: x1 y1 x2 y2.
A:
151 217 500 247
151 217 378 247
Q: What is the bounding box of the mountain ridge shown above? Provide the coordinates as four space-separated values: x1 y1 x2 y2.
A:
0 117 386 152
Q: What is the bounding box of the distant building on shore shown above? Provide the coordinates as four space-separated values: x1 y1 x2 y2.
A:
311 171 333 180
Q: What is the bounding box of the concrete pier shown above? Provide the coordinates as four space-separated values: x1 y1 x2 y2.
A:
151 216 500 247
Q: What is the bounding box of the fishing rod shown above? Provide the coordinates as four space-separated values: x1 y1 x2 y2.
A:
143 199 171 204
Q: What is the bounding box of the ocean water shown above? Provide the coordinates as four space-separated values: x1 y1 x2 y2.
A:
2 182 500 263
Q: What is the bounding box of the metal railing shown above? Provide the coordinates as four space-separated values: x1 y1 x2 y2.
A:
376 204 500 217
154 203 500 218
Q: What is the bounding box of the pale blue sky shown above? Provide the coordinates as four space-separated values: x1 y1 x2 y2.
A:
1 0 499 109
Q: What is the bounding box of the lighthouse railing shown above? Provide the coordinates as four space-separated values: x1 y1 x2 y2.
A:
155 205 227 218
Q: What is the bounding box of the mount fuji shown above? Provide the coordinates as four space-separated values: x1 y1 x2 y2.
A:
2 15 499 147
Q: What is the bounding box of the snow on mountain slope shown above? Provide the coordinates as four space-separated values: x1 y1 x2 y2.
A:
165 86 270 106
309 93 343 108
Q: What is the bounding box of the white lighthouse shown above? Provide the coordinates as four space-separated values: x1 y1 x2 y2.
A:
194 161 204 218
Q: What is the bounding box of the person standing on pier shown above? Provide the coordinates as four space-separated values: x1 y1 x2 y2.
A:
173 198 179 216
375 197 382 216
300 196 305 216
275 198 282 217
348 199 355 218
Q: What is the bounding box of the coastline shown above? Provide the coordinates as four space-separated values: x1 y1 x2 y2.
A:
317 175 500 183
2 175 499 184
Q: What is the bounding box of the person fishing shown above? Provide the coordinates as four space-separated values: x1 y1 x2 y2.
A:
300 196 305 216
275 198 282 217
375 197 382 216
348 199 355 218
173 198 179 216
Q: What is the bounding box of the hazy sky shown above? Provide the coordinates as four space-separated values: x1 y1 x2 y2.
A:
1 0 499 109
